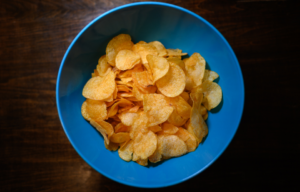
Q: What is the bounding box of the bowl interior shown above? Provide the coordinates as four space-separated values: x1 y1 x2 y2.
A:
57 2 244 188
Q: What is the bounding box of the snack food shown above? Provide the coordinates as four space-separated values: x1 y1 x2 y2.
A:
81 34 222 166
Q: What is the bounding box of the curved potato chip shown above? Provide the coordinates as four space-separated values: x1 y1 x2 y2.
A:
149 41 167 57
133 130 157 159
132 84 143 101
136 158 148 166
132 42 158 71
148 125 162 133
147 55 169 83
118 140 134 161
116 50 141 70
82 69 116 100
168 110 188 127
97 55 111 77
148 148 162 163
203 112 208 121
107 98 133 119
176 127 198 152
104 141 119 151
129 111 148 139
203 70 219 82
167 57 185 71
118 112 139 126
132 71 153 89
156 63 185 97
185 74 194 91
86 99 107 121
118 92 134 98
143 94 174 127
166 48 187 56
127 106 140 113
169 96 191 119
81 101 91 121
180 91 190 102
106 34 134 66
161 122 179 135
117 85 132 92
157 134 187 158
110 132 130 143
201 81 222 110
114 123 130 133
118 105 133 113
92 69 99 77
90 120 114 145
184 53 206 88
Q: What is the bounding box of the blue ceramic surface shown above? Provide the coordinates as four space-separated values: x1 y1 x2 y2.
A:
56 2 244 188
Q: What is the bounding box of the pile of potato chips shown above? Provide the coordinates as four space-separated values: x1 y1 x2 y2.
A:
81 34 222 166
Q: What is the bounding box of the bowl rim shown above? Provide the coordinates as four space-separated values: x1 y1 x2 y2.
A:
56 1 245 188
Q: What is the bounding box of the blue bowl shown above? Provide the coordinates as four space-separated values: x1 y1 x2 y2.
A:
56 2 244 188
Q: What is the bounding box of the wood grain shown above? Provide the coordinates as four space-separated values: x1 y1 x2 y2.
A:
1 0 299 191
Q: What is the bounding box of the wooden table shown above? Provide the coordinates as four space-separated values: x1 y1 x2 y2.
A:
1 0 299 191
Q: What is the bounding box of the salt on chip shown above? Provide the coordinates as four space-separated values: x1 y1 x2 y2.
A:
86 99 107 121
156 63 185 97
110 132 130 143
90 120 114 145
82 68 116 100
143 94 173 127
115 49 141 70
133 130 157 159
203 70 219 82
201 81 222 110
118 140 134 161
149 41 167 57
106 34 134 66
97 55 111 77
132 42 158 71
184 53 206 88
147 55 169 83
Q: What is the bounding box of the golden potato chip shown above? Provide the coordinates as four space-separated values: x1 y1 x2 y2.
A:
167 57 185 71
114 123 130 133
129 111 148 139
148 148 162 163
203 112 208 121
169 96 191 119
90 120 114 145
118 92 134 98
166 48 187 56
201 81 222 110
143 94 173 127
156 63 185 97
136 83 157 94
185 74 194 91
106 34 134 66
133 130 157 159
104 141 119 151
118 112 139 127
176 127 197 152
132 71 153 88
106 99 119 107
118 105 133 113
161 122 179 135
81 101 91 121
132 152 139 161
107 98 133 119
92 69 99 77
189 87 208 143
157 134 187 158
82 68 116 100
132 42 158 71
118 70 132 78
115 49 141 70
116 80 133 87
149 41 167 57
132 84 144 101
147 55 169 83
148 125 162 133
118 140 134 161
203 70 219 82
110 132 130 143
136 158 148 166
127 106 140 113
184 53 206 88
180 91 190 102
200 105 207 116
126 97 141 102
97 55 111 77
167 110 188 127
85 99 107 121
117 85 132 92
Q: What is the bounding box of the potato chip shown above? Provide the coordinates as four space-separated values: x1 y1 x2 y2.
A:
157 134 187 158
82 68 116 100
127 106 140 113
118 140 134 161
118 92 134 98
114 123 130 133
143 94 173 127
167 57 185 71
92 69 99 77
104 141 119 151
107 98 133 119
129 111 148 139
132 152 140 161
110 132 130 143
189 86 208 143
106 34 134 66
180 91 190 102
161 122 179 134
175 127 197 152
133 130 157 159
97 55 111 77
90 120 114 145
148 125 162 133
148 148 162 163
184 53 206 88
117 85 132 92
203 112 208 121
185 74 194 91
118 112 139 126
156 63 185 97
116 50 141 70
147 55 169 83
203 70 219 82
168 96 191 119
132 71 154 89
167 110 188 127
201 81 222 110
166 48 187 56
136 158 148 166
118 105 133 113
149 41 167 57
132 42 158 71
85 99 107 121
81 101 91 121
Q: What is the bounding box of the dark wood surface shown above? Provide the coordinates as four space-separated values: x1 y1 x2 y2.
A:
1 0 299 191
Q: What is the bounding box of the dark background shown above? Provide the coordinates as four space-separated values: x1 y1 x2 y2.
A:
1 0 299 191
